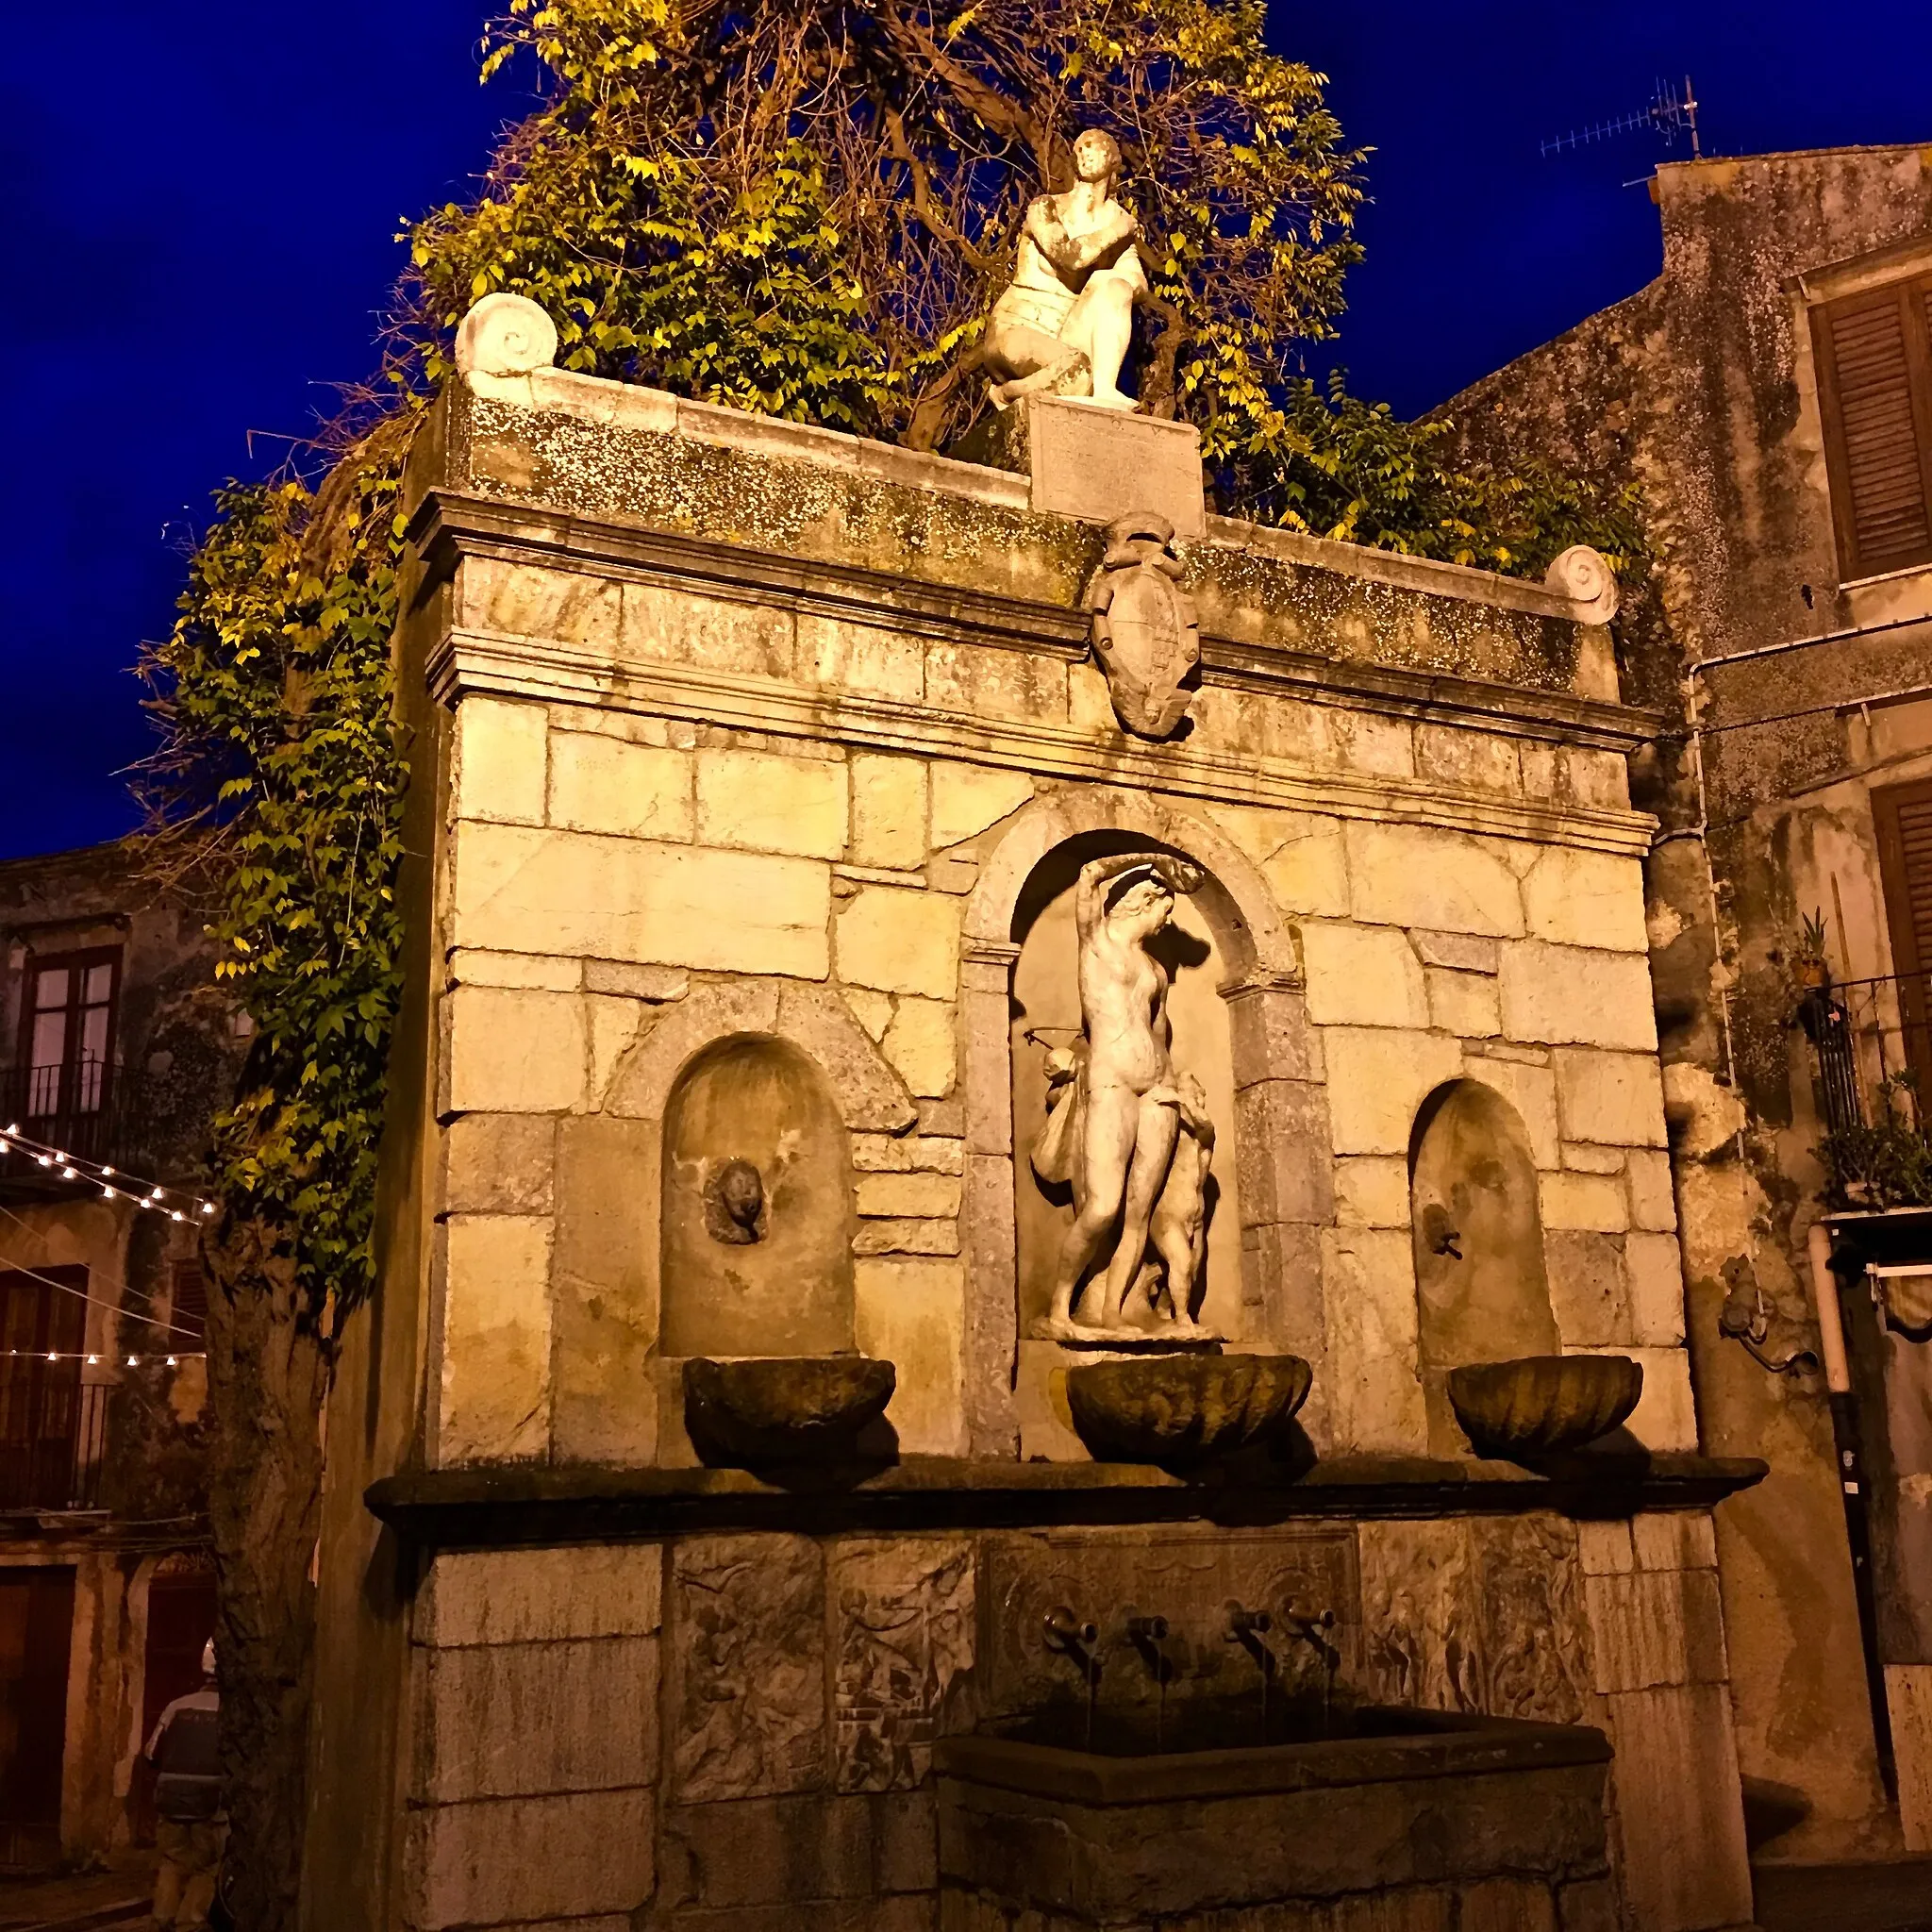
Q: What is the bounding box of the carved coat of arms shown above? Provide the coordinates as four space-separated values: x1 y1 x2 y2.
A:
1082 512 1201 739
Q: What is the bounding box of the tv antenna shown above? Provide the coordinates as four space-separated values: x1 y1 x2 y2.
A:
1541 75 1702 161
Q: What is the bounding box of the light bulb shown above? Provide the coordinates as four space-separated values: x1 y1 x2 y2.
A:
87 1355 99 1366
200 1203 215 1217
46 1352 58 1362
126 1355 139 1367
165 1356 178 1368
171 1211 185 1223
101 1166 114 1177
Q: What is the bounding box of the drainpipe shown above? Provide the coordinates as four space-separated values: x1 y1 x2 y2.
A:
1807 1222 1896 1794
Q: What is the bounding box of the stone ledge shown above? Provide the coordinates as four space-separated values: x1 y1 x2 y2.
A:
365 1453 1767 1550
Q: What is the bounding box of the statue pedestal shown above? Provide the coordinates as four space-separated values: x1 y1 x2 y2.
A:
1026 395 1206 538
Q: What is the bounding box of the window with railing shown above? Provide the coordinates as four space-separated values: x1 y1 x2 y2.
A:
16 946 120 1121
0 1269 106 1512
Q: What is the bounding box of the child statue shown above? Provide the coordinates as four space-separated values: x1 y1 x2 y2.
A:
983 128 1147 412
1032 853 1218 1339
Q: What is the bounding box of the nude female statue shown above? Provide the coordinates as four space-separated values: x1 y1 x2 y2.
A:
983 128 1147 412
1031 853 1217 1338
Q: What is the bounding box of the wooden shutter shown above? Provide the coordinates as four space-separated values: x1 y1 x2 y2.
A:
1874 778 1932 1101
1813 273 1932 581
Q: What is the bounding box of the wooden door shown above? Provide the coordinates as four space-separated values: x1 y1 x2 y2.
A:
0 1272 86 1511
1874 777 1932 1107
133 1559 217 1843
0 1569 75 1870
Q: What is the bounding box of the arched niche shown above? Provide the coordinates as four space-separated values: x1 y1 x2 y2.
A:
659 1034 854 1358
1408 1079 1557 1455
1009 830 1243 1340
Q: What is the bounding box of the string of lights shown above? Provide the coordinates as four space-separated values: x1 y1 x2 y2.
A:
0 1119 217 1222
4 1346 205 1366
0 1199 184 1321
0 1252 206 1343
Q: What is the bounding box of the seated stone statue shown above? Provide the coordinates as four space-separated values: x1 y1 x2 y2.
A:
983 128 1147 413
1031 853 1217 1338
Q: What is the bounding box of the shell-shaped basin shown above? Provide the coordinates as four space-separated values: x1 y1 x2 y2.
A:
1065 1354 1312 1474
1447 1354 1642 1457
683 1356 895 1467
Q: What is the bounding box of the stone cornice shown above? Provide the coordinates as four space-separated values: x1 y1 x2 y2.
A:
412 489 1660 757
365 1453 1769 1549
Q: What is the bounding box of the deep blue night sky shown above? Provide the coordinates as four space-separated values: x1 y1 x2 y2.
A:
7 2 1930 859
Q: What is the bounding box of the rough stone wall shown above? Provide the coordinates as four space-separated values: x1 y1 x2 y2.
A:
1440 144 1932 1860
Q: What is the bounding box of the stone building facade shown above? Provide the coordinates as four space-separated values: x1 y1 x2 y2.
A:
0 841 232 1866
304 307 1767 1930
1441 142 1932 1864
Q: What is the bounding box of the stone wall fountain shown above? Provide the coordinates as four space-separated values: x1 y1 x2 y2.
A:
311 262 1767 1932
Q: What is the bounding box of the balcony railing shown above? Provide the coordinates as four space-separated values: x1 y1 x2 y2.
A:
1801 969 1932 1206
0 1058 158 1197
0 1378 108 1513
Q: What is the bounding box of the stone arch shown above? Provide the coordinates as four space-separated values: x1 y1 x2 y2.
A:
958 789 1332 1457
1407 1077 1558 1456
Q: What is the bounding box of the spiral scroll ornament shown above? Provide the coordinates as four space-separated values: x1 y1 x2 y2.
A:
1542 544 1620 625
454 293 560 380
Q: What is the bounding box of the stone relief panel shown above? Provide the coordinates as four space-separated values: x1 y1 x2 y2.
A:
671 1534 825 1802
832 1538 976 1793
981 1527 1357 1718
1358 1514 1593 1725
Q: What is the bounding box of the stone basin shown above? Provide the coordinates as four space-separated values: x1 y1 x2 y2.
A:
937 1704 1612 1927
1064 1353 1311 1474
682 1355 895 1467
1447 1353 1642 1458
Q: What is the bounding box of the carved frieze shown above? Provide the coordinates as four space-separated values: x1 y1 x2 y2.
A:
832 1538 976 1792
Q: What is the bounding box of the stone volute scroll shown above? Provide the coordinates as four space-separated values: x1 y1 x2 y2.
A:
454 291 559 379
1031 851 1220 1343
1543 543 1620 625
1084 513 1201 739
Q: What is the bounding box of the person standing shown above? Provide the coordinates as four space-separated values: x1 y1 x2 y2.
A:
144 1640 224 1931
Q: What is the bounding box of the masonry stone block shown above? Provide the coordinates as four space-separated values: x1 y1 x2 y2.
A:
856 1258 965 1455
405 1787 653 1929
1426 966 1501 1038
883 997 957 1098
857 1173 964 1219
838 886 962 998
463 556 622 653
924 642 1068 724
1225 984 1324 1088
1204 805 1351 919
1301 922 1429 1028
1519 848 1648 953
1540 1172 1629 1234
454 824 831 979
1544 1231 1629 1349
1585 1569 1728 1694
1624 1231 1687 1347
1632 1512 1717 1574
851 756 929 870
854 1219 961 1258
697 746 849 859
453 697 548 827
1334 1156 1412 1229
1498 945 1657 1051
444 984 586 1115
1624 1149 1677 1231
799 613 925 701
417 1544 664 1648
438 1215 553 1464
548 730 693 841
1415 724 1523 798
1575 1345 1696 1453
1575 1520 1635 1577
623 578 793 677
1323 1028 1464 1156
442 1113 556 1216
1553 1048 1668 1148
930 763 1035 849
1322 1227 1427 1452
853 1135 964 1175
1344 823 1524 937
1462 1056 1560 1168
1235 1080 1335 1225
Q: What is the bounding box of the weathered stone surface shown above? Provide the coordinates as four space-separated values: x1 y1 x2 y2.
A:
672 1536 826 1802
584 992 644 1108
883 997 957 1098
623 577 792 676
1519 848 1648 953
1585 1567 1729 1694
851 756 929 870
442 1113 555 1215
443 985 586 1115
453 695 548 827
1457 1879 1557 1932
454 824 831 978
1344 824 1524 937
838 886 962 998
417 1545 664 1648
1426 966 1501 1038
853 1134 964 1175
1415 724 1523 797
1559 1141 1624 1174
1333 1156 1410 1229
855 1218 961 1257
855 1258 966 1455
1446 1356 1642 1459
1552 1048 1668 1148
547 729 693 841
1545 1231 1631 1349
1885 1664 1932 1853
1556 1876 1622 1932
1026 394 1206 537
1497 944 1657 1051
551 1114 658 1464
1322 1228 1427 1452
1411 930 1501 974
930 764 1034 850
583 958 690 1001
1235 1080 1335 1225
698 746 849 859
799 612 926 701
1321 1028 1463 1156
833 1540 975 1791
463 554 623 651
1205 805 1351 919
1575 1521 1636 1577
857 1172 964 1219
1631 1511 1717 1573
1623 1149 1677 1231
415 1636 658 1801
1600 1684 1752 1932
446 946 582 991
1623 1230 1687 1346
1540 1171 1629 1234
1609 1345 1697 1452
438 1215 552 1464
1301 923 1428 1028
405 1788 653 1929
924 641 1068 724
